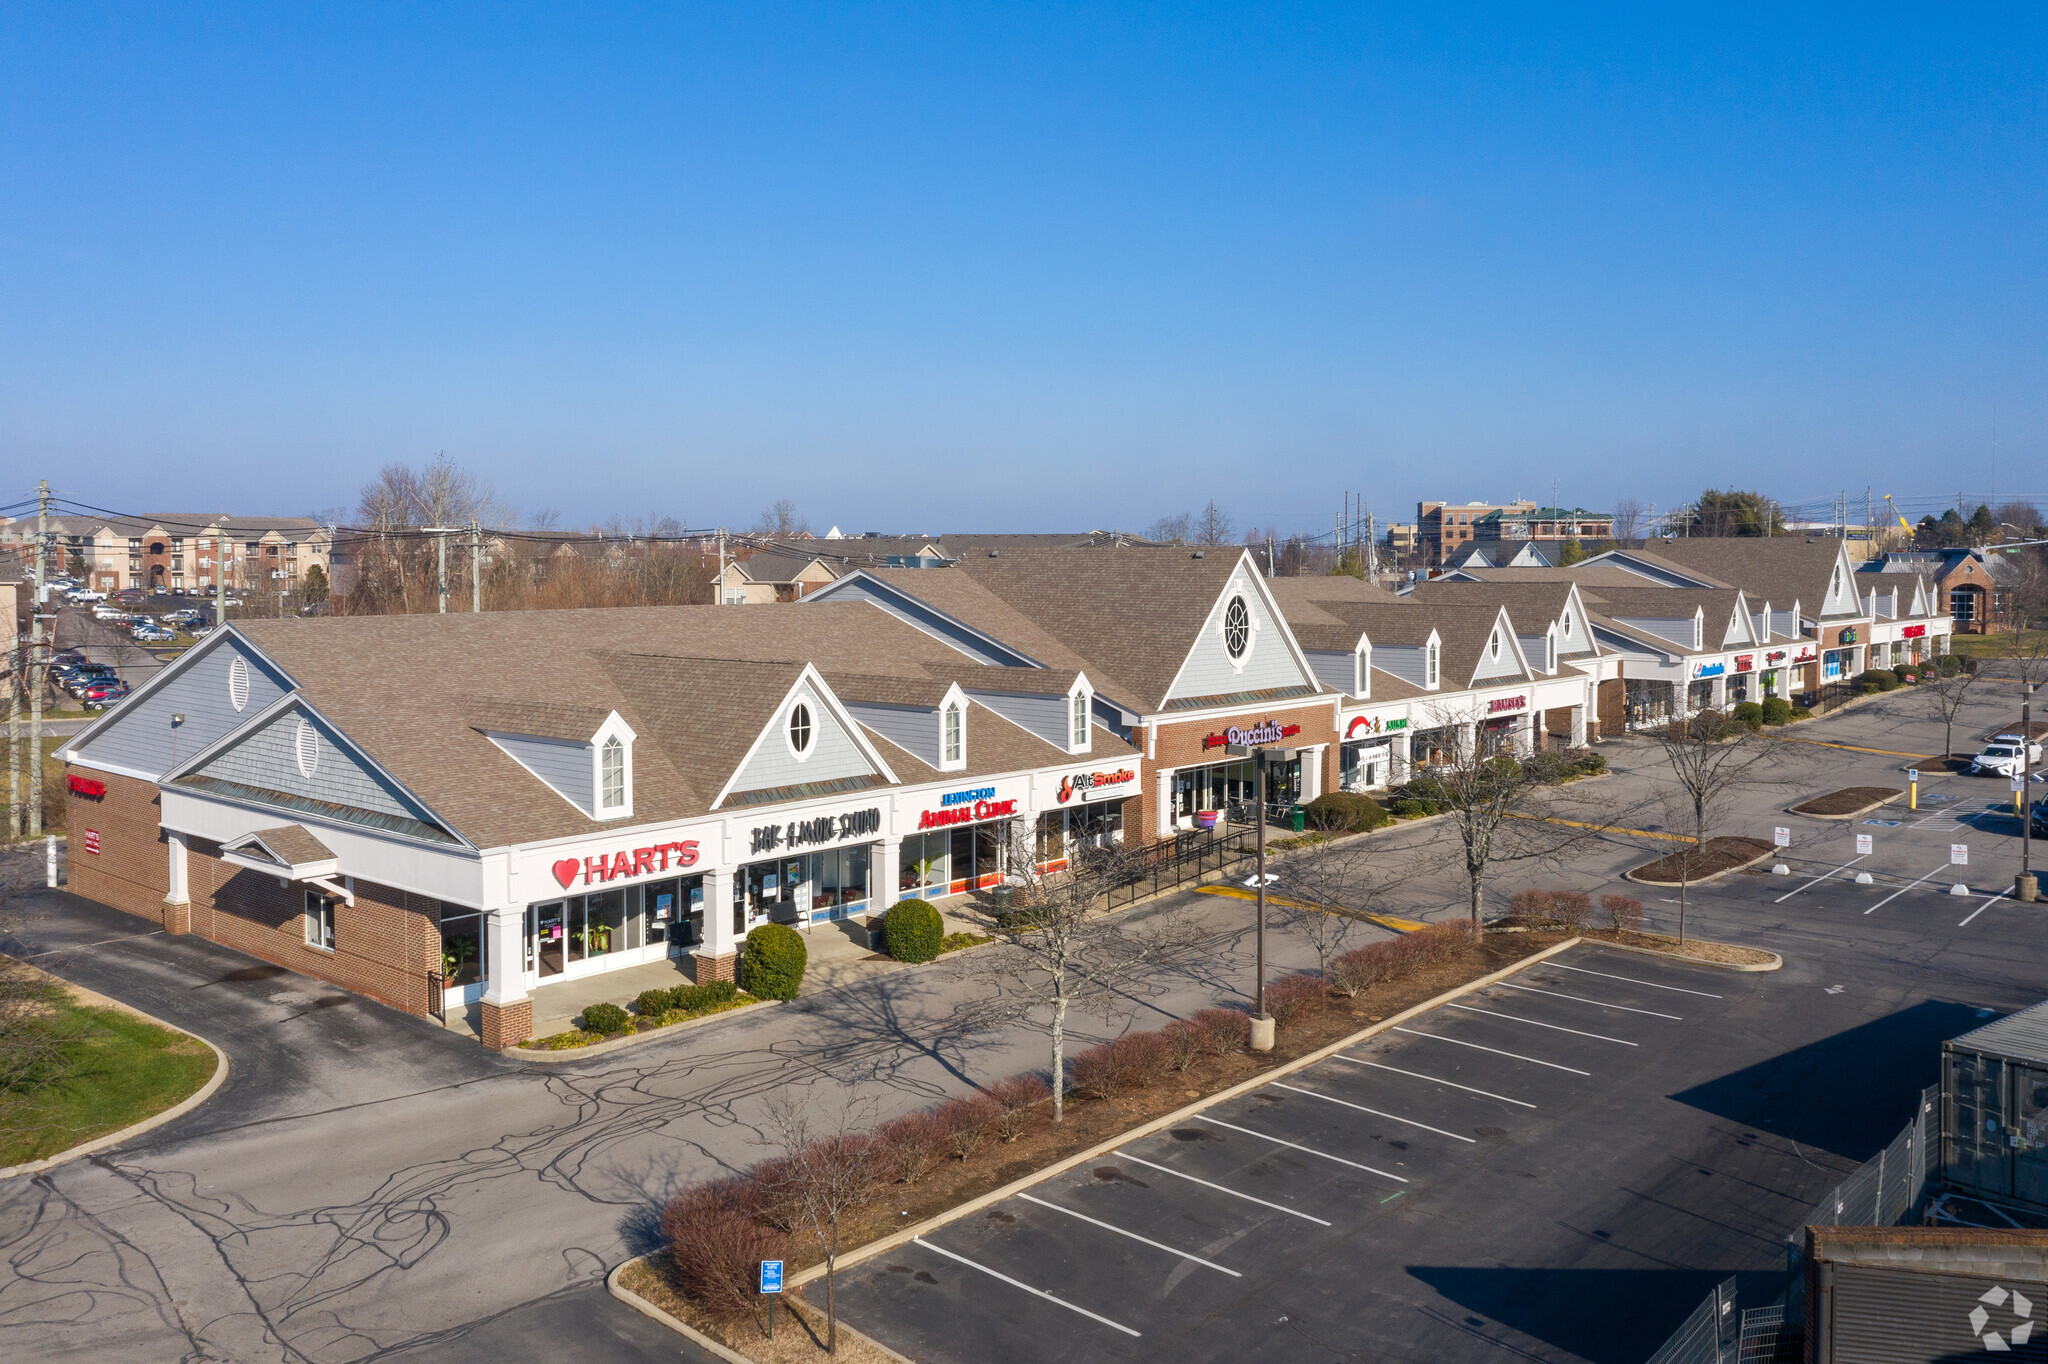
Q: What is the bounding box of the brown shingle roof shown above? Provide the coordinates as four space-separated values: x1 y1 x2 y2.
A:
1610 538 1853 616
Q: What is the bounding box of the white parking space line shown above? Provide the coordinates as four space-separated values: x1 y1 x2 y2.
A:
1773 855 1868 903
1186 1115 1410 1182
1110 1153 1333 1225
1498 982 1681 1021
1014 1193 1242 1275
1444 1003 1639 1046
1863 864 1950 914
1270 1081 1477 1142
1550 964 1722 999
1389 1027 1592 1075
1959 888 2015 927
912 1237 1141 1337
1330 1055 1537 1108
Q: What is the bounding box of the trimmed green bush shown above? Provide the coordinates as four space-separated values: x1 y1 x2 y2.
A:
740 923 806 1000
1855 670 1897 693
1891 665 1913 682
1790 705 1813 720
1760 697 1793 726
1574 751 1608 775
580 1002 631 1035
633 988 674 1017
1730 701 1764 730
883 898 945 963
1304 791 1391 834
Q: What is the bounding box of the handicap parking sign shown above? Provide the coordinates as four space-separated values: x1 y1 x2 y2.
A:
760 1260 784 1293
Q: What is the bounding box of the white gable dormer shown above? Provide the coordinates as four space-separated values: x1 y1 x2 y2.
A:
714 667 899 810
592 711 637 820
1066 675 1092 756
1544 625 1559 674
1692 607 1704 651
1426 631 1441 689
939 684 968 772
1355 637 1372 699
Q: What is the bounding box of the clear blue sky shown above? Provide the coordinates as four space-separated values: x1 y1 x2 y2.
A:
4 5 2044 534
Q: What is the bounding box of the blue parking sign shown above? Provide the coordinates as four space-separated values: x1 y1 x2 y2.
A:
760 1259 784 1294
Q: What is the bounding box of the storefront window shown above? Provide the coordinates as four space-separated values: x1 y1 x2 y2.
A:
583 890 625 957
440 912 483 986
738 847 874 926
533 901 567 976
900 833 949 900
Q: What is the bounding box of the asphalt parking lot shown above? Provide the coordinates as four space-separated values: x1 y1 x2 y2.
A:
823 941 1990 1364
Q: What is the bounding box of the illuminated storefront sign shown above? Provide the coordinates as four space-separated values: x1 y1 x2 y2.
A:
551 839 701 889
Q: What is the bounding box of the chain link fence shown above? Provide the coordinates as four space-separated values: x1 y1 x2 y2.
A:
1641 1084 1939 1363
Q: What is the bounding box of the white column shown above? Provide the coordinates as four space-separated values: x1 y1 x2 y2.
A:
1569 704 1587 749
1155 768 1175 837
165 830 189 905
481 904 527 1007
875 836 902 911
698 864 737 961
1512 717 1535 758
1710 674 1728 709
1456 723 1476 762
1298 746 1324 801
1391 731 1412 781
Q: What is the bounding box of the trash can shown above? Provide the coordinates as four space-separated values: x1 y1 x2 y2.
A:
990 885 1015 912
1288 804 1305 833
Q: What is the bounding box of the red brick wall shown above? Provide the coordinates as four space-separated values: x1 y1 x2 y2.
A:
64 763 444 1018
65 766 170 925
1134 701 1340 842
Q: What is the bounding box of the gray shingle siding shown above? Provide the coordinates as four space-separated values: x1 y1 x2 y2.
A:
1165 573 1310 704
1304 650 1356 695
1612 616 1696 648
198 706 431 827
731 683 879 798
487 732 594 816
842 700 939 767
71 636 293 777
1376 643 1429 688
967 690 1069 748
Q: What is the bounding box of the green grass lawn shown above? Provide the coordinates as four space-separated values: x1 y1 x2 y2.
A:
0 982 217 1167
1947 629 2048 660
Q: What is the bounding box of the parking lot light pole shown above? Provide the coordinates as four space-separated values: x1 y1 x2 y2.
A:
2022 685 2038 903
1229 741 1284 1051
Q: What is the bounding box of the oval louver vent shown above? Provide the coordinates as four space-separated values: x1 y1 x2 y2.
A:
228 656 250 712
294 718 319 778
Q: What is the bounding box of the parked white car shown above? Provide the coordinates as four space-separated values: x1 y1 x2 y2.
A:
93 605 129 621
69 588 107 603
1971 736 2044 777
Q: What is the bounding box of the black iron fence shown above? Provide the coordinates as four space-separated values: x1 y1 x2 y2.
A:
1102 825 1261 910
425 969 445 1024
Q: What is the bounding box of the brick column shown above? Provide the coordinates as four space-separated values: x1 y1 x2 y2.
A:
691 865 738 984
478 903 531 1049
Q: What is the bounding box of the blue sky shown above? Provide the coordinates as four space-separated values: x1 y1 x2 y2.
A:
4 5 2045 534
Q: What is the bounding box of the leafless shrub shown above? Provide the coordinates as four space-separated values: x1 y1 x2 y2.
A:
1507 888 1555 922
987 1075 1051 1142
659 1177 788 1328
1551 891 1592 933
1600 894 1643 932
1070 1031 1170 1100
876 1110 949 1186
1266 974 1328 1028
1193 1007 1251 1056
938 1092 1001 1160
757 1098 889 1354
1161 1018 1206 1071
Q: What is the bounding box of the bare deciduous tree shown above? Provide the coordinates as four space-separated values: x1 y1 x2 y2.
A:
754 499 808 537
991 825 1208 1121
1269 834 1421 983
1195 500 1237 547
1147 512 1193 544
1641 710 1779 943
1922 654 1985 761
1408 702 1630 928
1610 497 1646 548
758 1095 887 1355
1998 548 2048 692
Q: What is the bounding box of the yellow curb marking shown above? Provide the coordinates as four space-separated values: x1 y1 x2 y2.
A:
1193 883 1426 932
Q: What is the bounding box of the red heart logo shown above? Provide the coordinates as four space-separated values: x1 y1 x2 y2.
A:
551 859 580 889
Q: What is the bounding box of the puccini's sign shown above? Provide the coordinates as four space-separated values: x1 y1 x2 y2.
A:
749 807 882 856
551 840 701 889
918 786 1019 828
1056 768 1137 804
1202 718 1302 752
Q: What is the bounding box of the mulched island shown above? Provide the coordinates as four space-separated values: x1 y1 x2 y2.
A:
1789 786 1904 818
1625 836 1777 885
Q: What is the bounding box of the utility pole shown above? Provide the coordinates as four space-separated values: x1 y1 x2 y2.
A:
1366 509 1379 584
2020 684 2036 901
1865 486 1873 549
470 520 481 613
216 520 229 631
718 527 728 605
28 480 48 837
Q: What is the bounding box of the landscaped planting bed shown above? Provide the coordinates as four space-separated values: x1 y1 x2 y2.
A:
1624 835 1777 885
1789 786 1904 818
519 980 761 1050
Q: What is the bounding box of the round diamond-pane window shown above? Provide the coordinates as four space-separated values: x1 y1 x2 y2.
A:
1223 596 1250 660
789 702 812 754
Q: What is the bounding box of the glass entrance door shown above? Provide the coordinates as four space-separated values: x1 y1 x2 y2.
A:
530 902 566 978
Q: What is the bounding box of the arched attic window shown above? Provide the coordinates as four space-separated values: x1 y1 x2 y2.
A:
943 703 964 766
599 735 626 811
